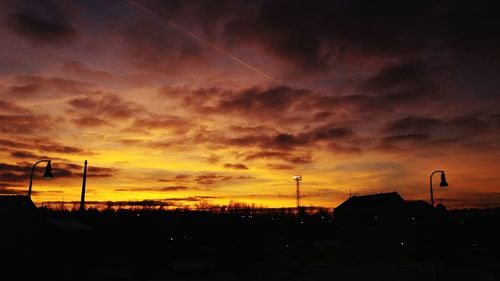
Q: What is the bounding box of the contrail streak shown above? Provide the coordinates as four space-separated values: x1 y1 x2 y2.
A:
126 0 281 84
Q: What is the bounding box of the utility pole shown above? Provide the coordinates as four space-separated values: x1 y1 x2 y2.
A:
80 160 88 212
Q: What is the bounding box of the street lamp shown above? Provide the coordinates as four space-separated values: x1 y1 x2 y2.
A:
429 170 448 207
28 160 53 198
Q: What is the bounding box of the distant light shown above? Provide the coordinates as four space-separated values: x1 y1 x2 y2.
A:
170 237 174 241
400 242 405 246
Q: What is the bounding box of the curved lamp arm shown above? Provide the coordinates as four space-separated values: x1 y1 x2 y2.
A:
430 170 445 207
28 160 52 198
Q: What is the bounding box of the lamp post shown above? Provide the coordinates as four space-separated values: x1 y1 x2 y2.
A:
28 160 53 198
429 170 448 207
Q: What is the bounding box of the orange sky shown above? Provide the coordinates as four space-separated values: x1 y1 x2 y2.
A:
1 0 500 209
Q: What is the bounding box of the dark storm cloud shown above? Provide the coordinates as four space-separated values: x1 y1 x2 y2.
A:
120 16 206 73
230 125 279 135
4 76 89 97
161 185 189 191
312 126 355 140
223 163 248 170
194 173 254 186
313 92 440 119
55 163 117 178
0 100 30 114
448 114 491 134
124 114 193 133
157 173 254 187
68 93 192 135
327 143 362 154
384 116 442 133
0 161 73 183
84 166 117 178
243 151 312 164
0 137 90 155
0 161 117 187
0 138 29 149
193 130 340 153
115 185 189 192
67 92 146 121
169 83 443 129
490 113 500 128
195 174 233 185
359 61 432 93
266 163 294 170
162 196 218 203
270 133 309 149
5 2 78 45
186 86 312 118
217 86 309 114
383 134 431 145
0 186 26 195
344 60 451 116
141 0 500 71
313 111 332 121
160 85 312 120
0 114 52 134
220 135 270 147
383 114 494 138
61 59 116 81
9 150 68 162
0 162 28 173
70 117 110 127
39 145 85 155
5 83 42 97
158 174 191 183
263 125 355 151
10 150 45 159
204 154 220 164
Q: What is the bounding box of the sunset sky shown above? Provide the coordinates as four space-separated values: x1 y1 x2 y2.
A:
1 0 500 208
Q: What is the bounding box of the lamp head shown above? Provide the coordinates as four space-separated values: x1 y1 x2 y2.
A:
293 175 302 180
439 171 448 187
43 161 53 179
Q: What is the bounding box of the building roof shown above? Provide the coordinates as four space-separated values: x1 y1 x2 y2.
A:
334 192 405 211
0 195 37 214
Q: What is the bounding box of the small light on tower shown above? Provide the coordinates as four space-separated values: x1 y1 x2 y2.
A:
293 175 302 210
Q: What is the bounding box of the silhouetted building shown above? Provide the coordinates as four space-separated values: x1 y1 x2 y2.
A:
0 195 40 230
333 192 434 227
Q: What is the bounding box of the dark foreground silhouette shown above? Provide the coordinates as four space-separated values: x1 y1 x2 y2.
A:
1 195 500 280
